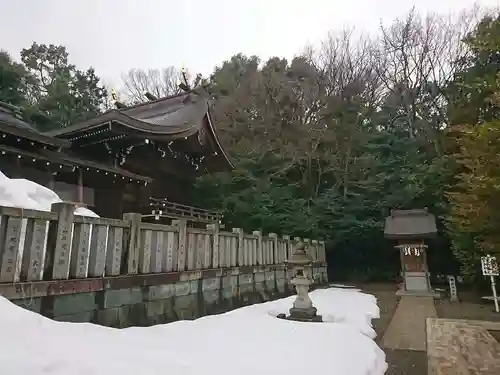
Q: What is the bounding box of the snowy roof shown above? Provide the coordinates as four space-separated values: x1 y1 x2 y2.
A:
0 101 67 148
384 208 437 239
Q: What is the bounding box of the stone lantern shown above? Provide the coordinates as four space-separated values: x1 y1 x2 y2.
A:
279 241 322 322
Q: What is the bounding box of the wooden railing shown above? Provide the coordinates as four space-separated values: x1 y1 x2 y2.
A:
146 198 221 223
0 203 326 283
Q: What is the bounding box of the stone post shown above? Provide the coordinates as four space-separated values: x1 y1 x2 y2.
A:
269 233 278 264
0 211 28 282
283 235 291 261
173 219 187 271
47 202 75 280
123 213 142 274
207 222 220 268
233 228 244 266
253 230 263 265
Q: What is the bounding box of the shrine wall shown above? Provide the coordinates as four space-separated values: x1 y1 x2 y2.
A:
0 203 328 327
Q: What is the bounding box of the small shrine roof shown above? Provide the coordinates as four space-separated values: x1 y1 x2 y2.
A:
384 208 437 239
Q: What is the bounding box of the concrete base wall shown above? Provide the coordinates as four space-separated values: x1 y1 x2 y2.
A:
10 265 329 327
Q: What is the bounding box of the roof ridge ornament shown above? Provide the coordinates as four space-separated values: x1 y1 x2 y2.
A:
111 88 126 109
177 66 189 92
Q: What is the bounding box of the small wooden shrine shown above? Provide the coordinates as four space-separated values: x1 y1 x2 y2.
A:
384 208 438 296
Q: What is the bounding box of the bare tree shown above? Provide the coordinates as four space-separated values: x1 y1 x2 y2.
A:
374 7 481 152
300 30 381 199
121 67 182 103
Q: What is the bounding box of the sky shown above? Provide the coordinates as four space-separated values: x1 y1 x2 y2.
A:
0 0 498 90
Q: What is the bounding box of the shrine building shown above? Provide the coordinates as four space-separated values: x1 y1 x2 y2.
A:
384 208 439 297
0 89 232 223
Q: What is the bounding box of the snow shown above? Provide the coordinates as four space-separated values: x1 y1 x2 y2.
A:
0 288 387 375
0 170 98 217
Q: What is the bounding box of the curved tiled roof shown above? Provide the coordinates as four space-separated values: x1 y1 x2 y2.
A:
46 93 208 136
44 91 234 170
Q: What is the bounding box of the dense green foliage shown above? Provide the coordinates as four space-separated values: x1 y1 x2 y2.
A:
1 9 499 282
0 43 107 131
445 14 500 282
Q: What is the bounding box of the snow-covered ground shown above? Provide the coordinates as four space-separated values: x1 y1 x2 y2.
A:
0 171 386 374
0 170 97 217
0 288 387 375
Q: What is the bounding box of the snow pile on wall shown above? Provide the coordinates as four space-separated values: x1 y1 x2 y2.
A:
0 170 98 217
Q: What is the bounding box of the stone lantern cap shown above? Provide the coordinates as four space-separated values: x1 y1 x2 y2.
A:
288 241 312 266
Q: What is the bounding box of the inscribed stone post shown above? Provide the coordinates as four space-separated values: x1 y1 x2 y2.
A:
233 228 244 266
269 233 278 264
69 222 91 278
0 216 27 282
173 219 187 271
252 236 258 266
253 231 263 265
150 231 164 272
140 229 153 274
225 235 232 267
196 233 204 269
164 230 176 271
230 234 237 267
283 235 290 262
226 235 233 267
88 224 108 277
243 237 249 266
105 226 124 276
187 230 196 270
123 213 142 274
207 223 220 268
49 202 75 280
263 239 269 265
219 234 226 268
21 218 48 281
202 232 212 269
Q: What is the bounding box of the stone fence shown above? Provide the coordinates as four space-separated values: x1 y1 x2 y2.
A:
0 203 328 326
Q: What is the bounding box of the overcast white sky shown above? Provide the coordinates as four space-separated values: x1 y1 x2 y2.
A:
0 0 498 89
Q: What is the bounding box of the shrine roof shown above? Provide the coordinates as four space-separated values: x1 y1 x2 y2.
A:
384 208 437 239
45 93 206 137
44 91 234 170
0 101 68 148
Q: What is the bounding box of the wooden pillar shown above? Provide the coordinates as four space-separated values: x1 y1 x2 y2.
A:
77 168 84 203
399 245 406 290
